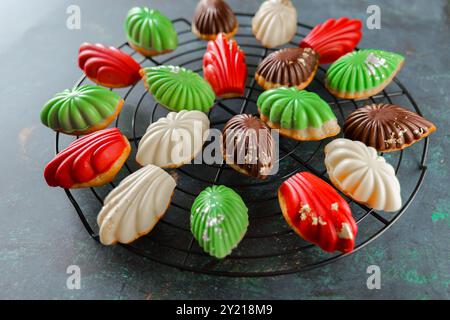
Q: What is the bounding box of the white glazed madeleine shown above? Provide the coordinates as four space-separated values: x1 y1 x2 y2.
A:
97 165 176 245
324 138 402 212
252 0 297 48
136 110 210 168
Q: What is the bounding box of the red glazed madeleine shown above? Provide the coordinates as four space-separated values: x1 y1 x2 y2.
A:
44 128 131 189
299 17 362 64
78 43 141 88
278 172 357 253
203 33 247 98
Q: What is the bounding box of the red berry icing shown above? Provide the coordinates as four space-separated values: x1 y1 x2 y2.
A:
44 128 129 188
78 43 141 88
279 172 357 253
203 33 247 97
299 17 362 64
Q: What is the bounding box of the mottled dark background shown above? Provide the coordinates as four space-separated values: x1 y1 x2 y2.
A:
0 0 448 299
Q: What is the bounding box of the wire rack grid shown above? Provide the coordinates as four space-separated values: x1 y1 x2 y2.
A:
55 13 429 277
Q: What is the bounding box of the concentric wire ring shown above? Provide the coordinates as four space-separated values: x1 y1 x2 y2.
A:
56 13 429 277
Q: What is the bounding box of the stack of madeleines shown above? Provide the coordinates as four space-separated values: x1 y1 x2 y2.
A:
42 0 436 258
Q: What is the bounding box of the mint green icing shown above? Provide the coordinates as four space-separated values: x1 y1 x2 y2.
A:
40 85 122 134
257 87 337 130
125 7 178 53
141 66 215 112
326 49 405 94
191 185 249 259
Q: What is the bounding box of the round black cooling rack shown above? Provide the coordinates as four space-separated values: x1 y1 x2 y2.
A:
56 13 429 277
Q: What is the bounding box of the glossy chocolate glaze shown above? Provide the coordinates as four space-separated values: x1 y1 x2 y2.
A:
193 0 237 35
256 47 319 86
222 114 274 179
344 103 436 151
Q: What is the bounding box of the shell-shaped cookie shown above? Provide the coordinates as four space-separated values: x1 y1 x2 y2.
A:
125 7 178 56
136 111 210 168
222 114 275 179
192 0 238 39
40 85 124 135
44 128 130 189
300 17 362 64
78 43 141 88
97 165 176 245
344 104 436 152
140 66 216 112
324 138 402 212
255 47 319 90
191 185 249 258
203 33 247 98
252 0 297 48
257 87 340 140
326 49 405 99
279 172 357 253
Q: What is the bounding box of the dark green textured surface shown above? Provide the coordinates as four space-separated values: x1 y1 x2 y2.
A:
0 0 448 299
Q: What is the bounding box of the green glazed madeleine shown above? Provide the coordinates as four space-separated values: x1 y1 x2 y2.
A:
141 66 216 112
125 7 178 55
257 87 340 140
258 88 337 130
191 185 249 259
325 49 405 99
40 85 123 135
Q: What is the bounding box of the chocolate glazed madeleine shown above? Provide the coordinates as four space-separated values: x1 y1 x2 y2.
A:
222 114 274 179
344 104 436 152
192 0 238 40
255 47 319 90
